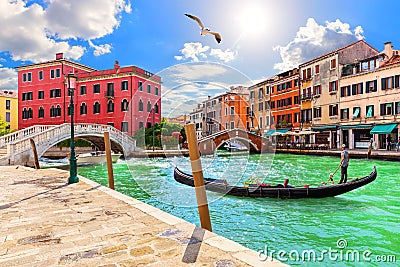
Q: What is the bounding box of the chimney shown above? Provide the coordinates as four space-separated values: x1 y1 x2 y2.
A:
383 42 393 57
114 60 120 70
56 53 63 60
208 95 211 100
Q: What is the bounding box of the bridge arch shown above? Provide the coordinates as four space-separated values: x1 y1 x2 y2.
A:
198 129 271 155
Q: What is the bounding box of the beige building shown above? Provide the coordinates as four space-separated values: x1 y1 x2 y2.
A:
299 40 379 148
189 104 203 140
339 42 400 149
248 79 274 134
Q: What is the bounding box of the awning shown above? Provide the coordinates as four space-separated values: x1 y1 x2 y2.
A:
352 107 360 118
264 129 289 136
370 123 397 134
311 125 337 131
340 124 373 129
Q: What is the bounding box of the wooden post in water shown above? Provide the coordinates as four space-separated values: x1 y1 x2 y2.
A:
29 138 40 169
184 123 212 232
104 131 115 190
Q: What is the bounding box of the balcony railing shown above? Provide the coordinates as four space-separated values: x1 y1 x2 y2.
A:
301 93 312 100
105 90 114 98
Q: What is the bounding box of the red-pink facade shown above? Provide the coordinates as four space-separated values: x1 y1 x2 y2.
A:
17 54 161 136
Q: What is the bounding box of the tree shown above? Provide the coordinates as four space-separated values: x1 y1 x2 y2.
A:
0 117 11 136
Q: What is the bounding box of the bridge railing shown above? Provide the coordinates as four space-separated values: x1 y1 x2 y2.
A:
0 125 55 148
5 123 137 164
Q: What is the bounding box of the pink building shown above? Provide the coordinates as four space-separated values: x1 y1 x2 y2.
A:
17 53 161 135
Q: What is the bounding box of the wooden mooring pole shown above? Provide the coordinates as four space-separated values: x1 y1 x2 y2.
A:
184 123 212 232
104 131 115 190
29 138 40 169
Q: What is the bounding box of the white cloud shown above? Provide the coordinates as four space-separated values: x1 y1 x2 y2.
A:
174 43 210 62
0 0 130 63
273 18 365 71
0 65 18 89
175 43 237 63
210 48 236 62
88 40 112 56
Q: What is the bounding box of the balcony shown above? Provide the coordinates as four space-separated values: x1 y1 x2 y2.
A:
105 90 114 99
300 93 312 101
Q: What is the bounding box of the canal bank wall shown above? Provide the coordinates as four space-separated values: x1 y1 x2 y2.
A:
0 166 285 267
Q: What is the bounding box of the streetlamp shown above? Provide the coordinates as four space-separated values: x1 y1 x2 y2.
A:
67 73 79 184
152 107 155 151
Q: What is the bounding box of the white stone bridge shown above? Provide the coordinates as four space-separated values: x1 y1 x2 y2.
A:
0 123 138 166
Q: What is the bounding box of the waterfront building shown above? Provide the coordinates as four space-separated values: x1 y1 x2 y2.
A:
220 86 250 132
202 95 222 136
339 42 400 149
189 104 203 140
0 90 18 131
299 40 379 148
269 68 300 140
17 53 161 136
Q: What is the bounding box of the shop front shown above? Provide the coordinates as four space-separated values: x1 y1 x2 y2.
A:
370 123 398 149
311 125 337 149
340 124 373 149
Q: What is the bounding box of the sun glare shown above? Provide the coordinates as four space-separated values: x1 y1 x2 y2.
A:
239 5 268 35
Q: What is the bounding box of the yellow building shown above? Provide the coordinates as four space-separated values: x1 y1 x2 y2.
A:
0 90 18 132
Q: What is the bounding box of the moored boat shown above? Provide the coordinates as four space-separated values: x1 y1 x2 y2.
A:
173 166 377 199
77 152 122 165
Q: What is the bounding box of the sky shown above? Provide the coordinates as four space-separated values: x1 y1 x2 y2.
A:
0 0 399 116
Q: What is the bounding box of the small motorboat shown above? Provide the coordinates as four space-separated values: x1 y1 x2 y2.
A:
224 141 248 152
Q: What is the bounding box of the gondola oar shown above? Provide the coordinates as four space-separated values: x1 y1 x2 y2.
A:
329 165 341 184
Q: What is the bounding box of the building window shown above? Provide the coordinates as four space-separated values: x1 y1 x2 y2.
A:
50 69 55 79
155 87 159 95
381 76 394 90
250 91 254 99
313 107 322 118
351 83 363 95
50 105 61 117
138 81 143 91
294 96 299 105
230 106 235 115
329 105 338 117
366 105 374 118
22 108 33 119
315 65 320 74
306 68 311 79
38 107 44 118
23 73 26 82
93 102 101 114
107 100 114 113
93 84 100 94
259 117 263 129
27 72 32 81
121 81 128 91
22 92 33 101
352 107 361 119
258 102 263 111
365 80 377 93
340 85 351 97
147 84 151 93
121 99 129 111
395 102 400 114
154 103 159 114
50 89 61 98
39 70 43 80
56 69 60 78
313 85 321 95
38 91 44 99
230 121 235 129
121 122 128 132
80 85 87 95
6 112 10 122
258 88 264 99
340 108 349 120
138 121 144 129
147 100 152 112
380 103 393 115
330 58 336 69
329 81 338 92
138 99 144 111
5 100 10 110
107 83 114 97
80 103 87 115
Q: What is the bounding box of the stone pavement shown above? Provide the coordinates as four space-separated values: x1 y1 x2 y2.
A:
0 166 285 267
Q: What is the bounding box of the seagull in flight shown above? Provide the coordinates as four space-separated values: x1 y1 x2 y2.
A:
185 13 222 44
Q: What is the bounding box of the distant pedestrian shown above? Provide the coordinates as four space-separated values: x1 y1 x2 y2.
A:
339 144 349 184
386 135 392 151
396 137 400 152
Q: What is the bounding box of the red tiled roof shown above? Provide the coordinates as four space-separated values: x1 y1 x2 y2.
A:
381 55 400 67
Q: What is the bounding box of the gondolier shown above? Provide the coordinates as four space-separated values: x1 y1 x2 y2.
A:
339 144 349 184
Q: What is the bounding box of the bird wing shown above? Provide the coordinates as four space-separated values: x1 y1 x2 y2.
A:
185 13 204 29
207 31 222 43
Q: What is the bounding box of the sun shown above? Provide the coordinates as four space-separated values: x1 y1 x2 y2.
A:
238 4 268 35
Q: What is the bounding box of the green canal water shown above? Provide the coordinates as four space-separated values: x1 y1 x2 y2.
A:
77 153 399 266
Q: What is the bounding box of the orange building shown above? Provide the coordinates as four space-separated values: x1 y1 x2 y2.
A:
220 86 250 131
270 68 301 132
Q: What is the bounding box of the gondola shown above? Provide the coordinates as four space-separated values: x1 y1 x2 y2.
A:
173 166 377 199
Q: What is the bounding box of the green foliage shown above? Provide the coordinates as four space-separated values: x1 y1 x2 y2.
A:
134 117 185 149
57 138 92 148
0 117 11 136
